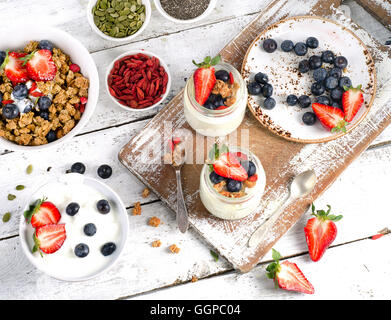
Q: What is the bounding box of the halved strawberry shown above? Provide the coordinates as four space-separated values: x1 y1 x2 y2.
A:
342 85 364 122
213 152 248 181
266 249 314 294
247 173 258 182
22 49 57 81
215 105 228 110
33 224 66 255
192 55 221 105
1 51 29 84
24 198 61 228
312 103 348 132
304 204 342 262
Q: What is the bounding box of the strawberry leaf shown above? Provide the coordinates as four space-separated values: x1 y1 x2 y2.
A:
0 50 9 70
23 197 47 223
192 55 221 69
311 204 343 222
19 50 35 66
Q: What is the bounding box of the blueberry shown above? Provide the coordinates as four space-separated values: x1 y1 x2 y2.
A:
339 76 352 89
328 67 342 79
298 95 311 108
74 243 89 258
286 94 298 106
294 42 308 56
215 70 230 82
331 101 342 109
315 95 331 105
0 51 6 65
298 60 310 74
254 72 268 85
226 179 242 192
246 161 256 176
97 164 112 179
22 99 34 113
311 81 325 96
84 223 97 236
247 82 262 95
0 92 3 102
12 84 28 99
261 84 273 98
37 96 52 111
38 40 54 52
2 104 19 119
306 37 319 49
66 202 80 216
321 50 335 64
97 199 110 214
263 39 277 53
40 111 49 120
324 76 338 91
313 68 327 82
210 171 225 184
302 112 317 125
330 87 344 101
203 100 216 110
101 242 117 256
334 56 348 69
213 95 225 108
46 130 57 143
308 55 322 70
263 97 276 110
70 162 86 174
281 40 294 52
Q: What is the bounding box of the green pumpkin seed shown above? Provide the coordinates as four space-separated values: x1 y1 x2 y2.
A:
26 164 33 174
8 194 16 201
16 185 25 191
2 212 11 223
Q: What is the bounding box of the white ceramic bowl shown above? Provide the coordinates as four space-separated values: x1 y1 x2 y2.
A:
154 0 216 24
105 50 171 112
87 0 151 42
19 173 129 282
0 25 99 152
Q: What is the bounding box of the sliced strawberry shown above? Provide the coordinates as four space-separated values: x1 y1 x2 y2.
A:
304 204 342 262
24 198 61 228
266 249 314 294
1 51 29 84
312 103 348 132
69 63 80 73
216 105 228 110
342 85 364 122
213 152 248 181
192 55 221 105
22 49 57 81
234 152 248 161
229 72 234 85
33 224 66 255
247 173 258 182
2 100 14 105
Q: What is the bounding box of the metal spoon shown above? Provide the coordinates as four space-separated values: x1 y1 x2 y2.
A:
248 170 317 248
171 142 189 233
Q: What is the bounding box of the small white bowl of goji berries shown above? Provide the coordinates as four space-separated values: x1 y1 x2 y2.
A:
105 50 171 112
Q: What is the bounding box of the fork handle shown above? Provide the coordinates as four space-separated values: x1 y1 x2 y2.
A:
176 169 189 233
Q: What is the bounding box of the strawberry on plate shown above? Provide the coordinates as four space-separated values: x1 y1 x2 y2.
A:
304 204 343 262
266 249 314 294
24 198 61 228
213 152 248 181
21 49 57 81
342 85 364 122
192 55 221 106
312 103 348 132
1 51 29 84
33 224 66 255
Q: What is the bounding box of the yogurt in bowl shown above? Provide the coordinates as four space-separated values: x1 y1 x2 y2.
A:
19 173 128 281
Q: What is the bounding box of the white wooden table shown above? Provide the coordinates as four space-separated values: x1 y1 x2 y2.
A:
1 0 391 300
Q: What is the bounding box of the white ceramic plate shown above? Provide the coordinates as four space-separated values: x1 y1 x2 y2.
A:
242 16 376 143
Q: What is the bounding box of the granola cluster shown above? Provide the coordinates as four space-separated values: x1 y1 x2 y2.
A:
211 79 239 107
0 41 89 146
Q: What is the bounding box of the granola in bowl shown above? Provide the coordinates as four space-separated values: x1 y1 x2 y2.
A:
0 40 89 146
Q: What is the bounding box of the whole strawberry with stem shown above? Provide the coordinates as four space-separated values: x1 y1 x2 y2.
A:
192 55 221 106
266 248 314 294
304 204 343 262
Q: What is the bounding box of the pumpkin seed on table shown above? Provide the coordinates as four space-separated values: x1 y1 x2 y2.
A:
2 212 11 223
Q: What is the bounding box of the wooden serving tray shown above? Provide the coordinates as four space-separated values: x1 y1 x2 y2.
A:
119 0 391 272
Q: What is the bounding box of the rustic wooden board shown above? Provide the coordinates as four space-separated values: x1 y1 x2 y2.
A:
356 0 391 31
119 0 391 272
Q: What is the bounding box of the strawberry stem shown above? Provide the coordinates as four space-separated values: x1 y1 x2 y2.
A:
192 54 221 69
311 203 343 222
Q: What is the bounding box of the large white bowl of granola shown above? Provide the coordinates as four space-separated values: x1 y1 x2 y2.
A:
0 26 99 151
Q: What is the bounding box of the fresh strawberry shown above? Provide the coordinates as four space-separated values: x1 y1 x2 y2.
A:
192 55 221 105
312 103 348 132
215 105 228 110
229 72 234 85
342 85 364 122
266 249 314 294
69 63 80 73
234 152 248 161
33 224 66 255
1 51 29 84
247 173 258 182
24 198 61 228
22 49 57 81
304 204 343 262
80 97 87 104
213 152 248 181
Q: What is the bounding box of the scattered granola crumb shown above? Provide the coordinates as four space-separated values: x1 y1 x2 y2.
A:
132 202 141 215
148 216 161 227
152 240 162 247
169 244 180 254
191 276 198 282
142 187 150 198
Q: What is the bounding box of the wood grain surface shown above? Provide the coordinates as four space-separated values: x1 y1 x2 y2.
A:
356 0 391 31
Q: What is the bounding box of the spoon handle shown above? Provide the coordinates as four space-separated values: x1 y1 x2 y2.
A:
176 169 189 233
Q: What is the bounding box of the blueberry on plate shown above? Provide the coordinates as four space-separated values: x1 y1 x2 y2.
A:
321 50 335 64
263 97 276 110
2 104 19 119
101 242 117 256
66 202 80 216
39 110 49 120
324 76 339 91
306 37 319 49
339 76 352 89
294 42 308 56
0 51 6 65
302 112 317 125
328 67 342 79
298 95 311 108
281 40 294 52
315 95 331 105
298 60 310 74
247 82 262 95
286 94 298 106
330 87 344 101
311 81 325 96
12 83 28 99
38 40 54 52
210 171 225 184
215 70 230 82
84 223 97 236
308 55 322 70
38 96 52 111
97 164 112 179
74 243 89 258
226 179 242 192
254 72 268 85
313 68 328 82
261 83 273 98
70 162 86 174
334 56 348 69
97 199 110 214
46 130 57 143
263 38 277 53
